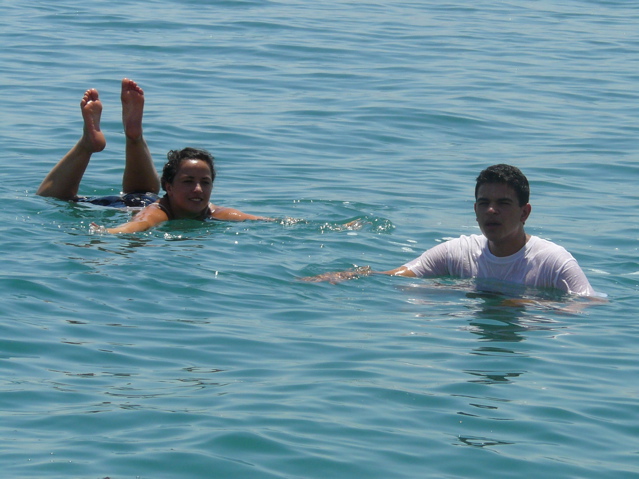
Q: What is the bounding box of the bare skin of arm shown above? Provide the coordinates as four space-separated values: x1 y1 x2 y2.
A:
299 264 417 284
91 202 272 234
211 206 274 222
90 203 169 234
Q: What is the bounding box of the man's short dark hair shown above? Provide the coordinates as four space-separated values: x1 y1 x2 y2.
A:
475 164 530 206
161 147 216 191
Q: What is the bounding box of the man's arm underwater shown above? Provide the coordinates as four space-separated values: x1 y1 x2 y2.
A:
299 265 417 284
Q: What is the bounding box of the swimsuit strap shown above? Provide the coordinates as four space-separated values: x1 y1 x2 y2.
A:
157 196 175 220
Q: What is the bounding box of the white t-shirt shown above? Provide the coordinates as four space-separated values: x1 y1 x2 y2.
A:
404 234 594 296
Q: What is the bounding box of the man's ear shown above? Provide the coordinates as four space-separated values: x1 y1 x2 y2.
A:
521 203 531 224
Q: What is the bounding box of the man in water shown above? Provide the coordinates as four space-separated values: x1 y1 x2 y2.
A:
303 164 596 297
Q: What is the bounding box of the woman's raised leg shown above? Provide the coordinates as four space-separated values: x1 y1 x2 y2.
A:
121 78 160 194
37 89 106 200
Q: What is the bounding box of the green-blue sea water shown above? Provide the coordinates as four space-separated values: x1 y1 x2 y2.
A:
1 1 638 478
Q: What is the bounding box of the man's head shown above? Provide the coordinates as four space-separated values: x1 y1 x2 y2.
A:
474 164 532 256
475 164 529 207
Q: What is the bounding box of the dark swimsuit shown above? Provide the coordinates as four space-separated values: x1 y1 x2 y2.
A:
75 193 215 221
75 192 160 208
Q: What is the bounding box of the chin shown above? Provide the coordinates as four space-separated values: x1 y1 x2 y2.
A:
481 231 503 243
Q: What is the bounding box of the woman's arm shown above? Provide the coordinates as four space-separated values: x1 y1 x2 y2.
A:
211 205 274 222
90 203 169 234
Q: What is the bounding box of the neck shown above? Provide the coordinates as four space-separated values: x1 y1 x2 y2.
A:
161 195 208 221
488 231 530 257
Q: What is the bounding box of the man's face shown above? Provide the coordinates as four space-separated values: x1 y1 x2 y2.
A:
474 182 531 248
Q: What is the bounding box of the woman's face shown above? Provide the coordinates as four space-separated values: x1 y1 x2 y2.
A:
165 159 213 217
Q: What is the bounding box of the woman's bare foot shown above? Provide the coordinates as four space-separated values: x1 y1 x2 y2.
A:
37 88 105 198
120 77 159 194
121 78 144 140
80 89 106 152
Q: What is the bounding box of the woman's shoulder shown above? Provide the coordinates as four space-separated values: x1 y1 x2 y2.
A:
133 201 170 223
208 204 235 220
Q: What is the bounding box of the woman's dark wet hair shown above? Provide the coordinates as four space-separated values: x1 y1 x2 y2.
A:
161 147 216 191
475 164 530 206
